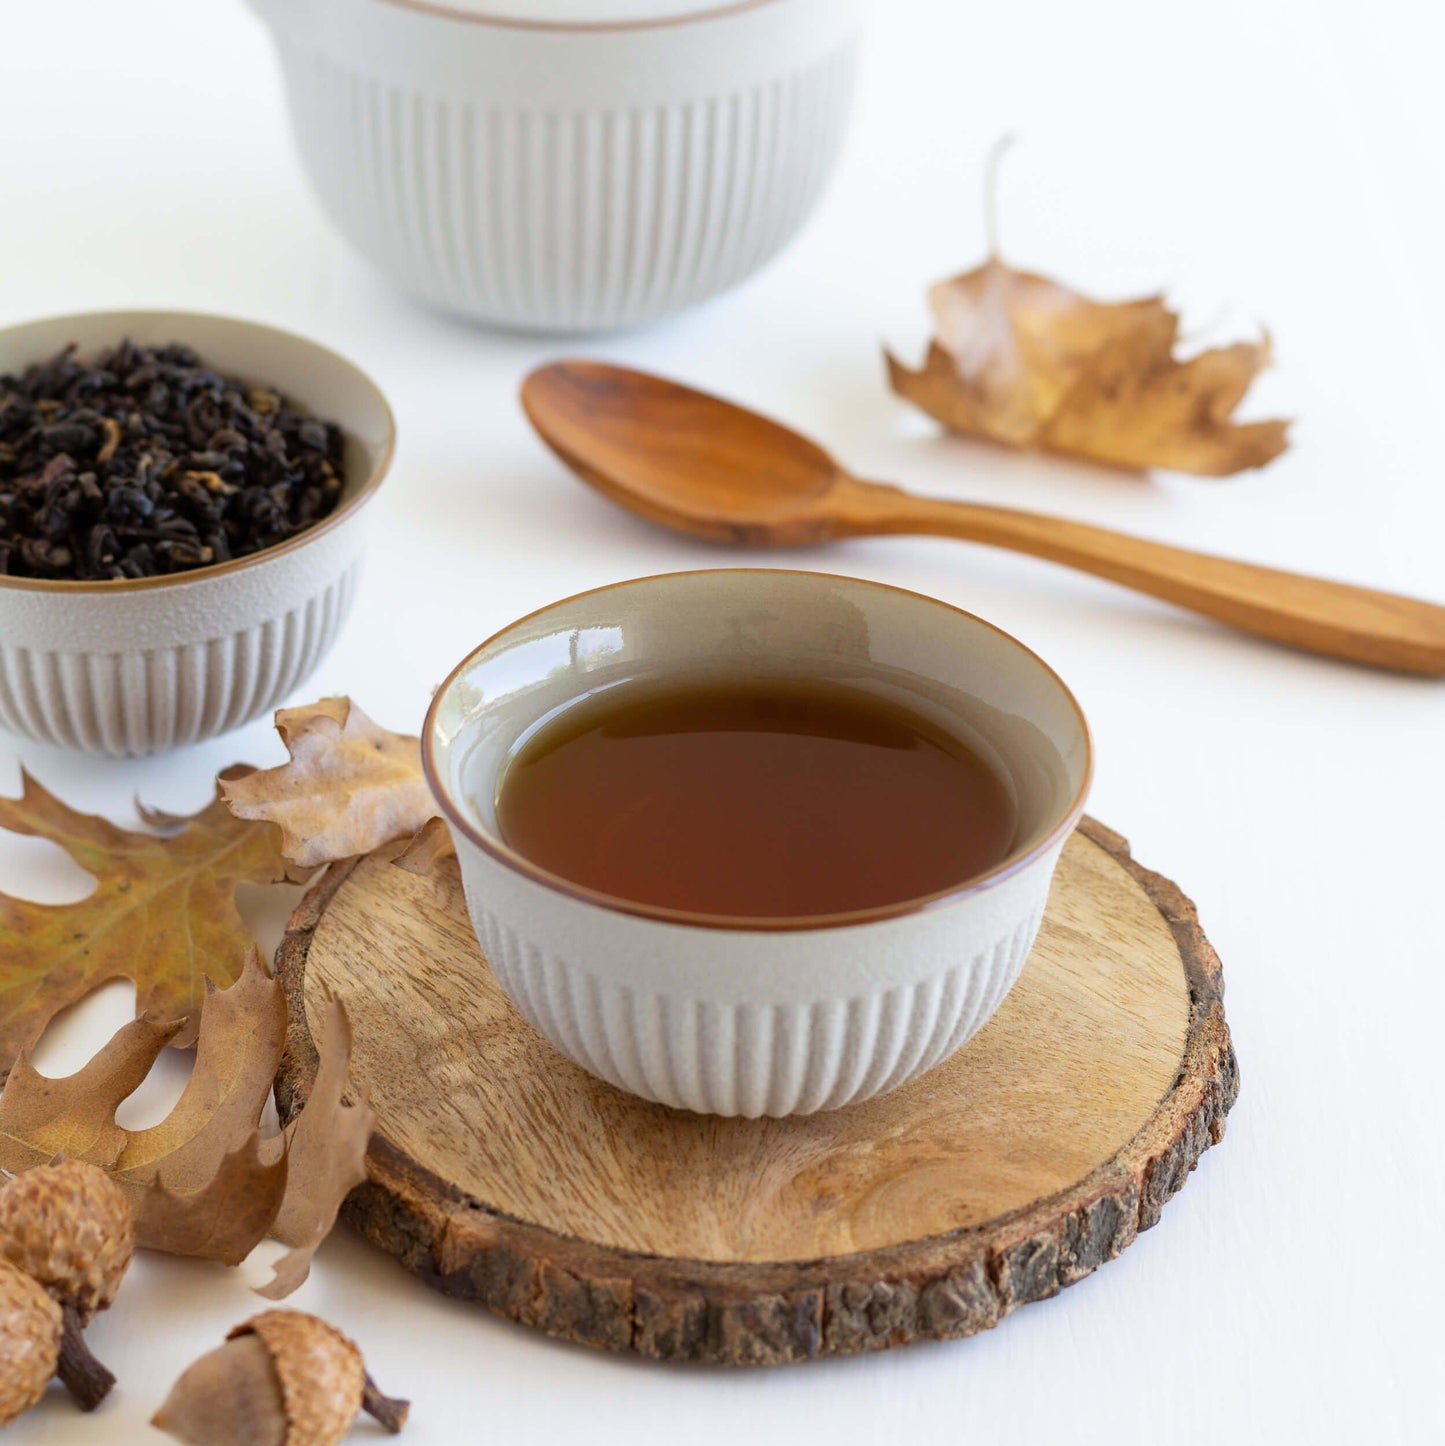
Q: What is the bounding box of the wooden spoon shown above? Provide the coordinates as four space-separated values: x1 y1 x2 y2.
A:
521 360 1445 676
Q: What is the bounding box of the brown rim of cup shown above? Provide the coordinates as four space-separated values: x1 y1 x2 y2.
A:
372 0 780 32
422 568 1096 934
0 310 397 596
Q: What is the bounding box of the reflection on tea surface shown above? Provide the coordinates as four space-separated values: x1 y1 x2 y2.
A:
494 676 1018 919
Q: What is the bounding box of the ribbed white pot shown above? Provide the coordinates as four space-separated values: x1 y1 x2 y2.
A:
426 570 1093 1118
0 312 394 756
245 0 865 332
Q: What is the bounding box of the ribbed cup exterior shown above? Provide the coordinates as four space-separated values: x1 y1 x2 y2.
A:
451 828 1061 1118
251 0 862 332
0 563 359 756
470 896 1047 1117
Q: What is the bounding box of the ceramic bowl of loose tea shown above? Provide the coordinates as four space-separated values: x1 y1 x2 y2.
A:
0 311 394 755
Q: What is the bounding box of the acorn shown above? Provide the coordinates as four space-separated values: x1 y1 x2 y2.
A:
0 1159 135 1322
0 1160 133 1411
153 1310 410 1446
0 1259 62 1425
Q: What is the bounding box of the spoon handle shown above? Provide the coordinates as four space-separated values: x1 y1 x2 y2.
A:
841 481 1445 676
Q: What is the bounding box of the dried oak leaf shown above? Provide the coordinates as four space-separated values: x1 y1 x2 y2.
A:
257 991 375 1299
139 1141 289 1267
222 698 434 871
0 953 286 1260
392 816 455 876
885 256 1290 476
0 770 293 1077
0 954 372 1290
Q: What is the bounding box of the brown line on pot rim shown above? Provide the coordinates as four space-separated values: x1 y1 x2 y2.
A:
371 0 781 34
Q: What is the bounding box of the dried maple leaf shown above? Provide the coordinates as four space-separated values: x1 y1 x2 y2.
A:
886 256 1290 476
0 770 293 1076
0 954 372 1290
222 698 434 871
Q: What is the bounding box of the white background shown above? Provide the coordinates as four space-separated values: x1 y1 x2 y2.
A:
2 1 1443 1442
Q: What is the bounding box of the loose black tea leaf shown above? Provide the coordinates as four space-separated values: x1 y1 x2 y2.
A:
0 341 345 582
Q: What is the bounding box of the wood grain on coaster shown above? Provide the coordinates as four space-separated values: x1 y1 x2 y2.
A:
275 817 1237 1365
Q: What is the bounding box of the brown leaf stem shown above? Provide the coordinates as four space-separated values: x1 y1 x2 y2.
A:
55 1305 115 1412
983 132 1017 257
362 1373 411 1433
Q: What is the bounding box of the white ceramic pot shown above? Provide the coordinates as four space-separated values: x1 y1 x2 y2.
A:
244 0 864 333
0 312 394 756
425 570 1093 1118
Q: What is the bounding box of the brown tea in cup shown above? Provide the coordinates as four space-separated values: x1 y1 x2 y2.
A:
495 676 1017 920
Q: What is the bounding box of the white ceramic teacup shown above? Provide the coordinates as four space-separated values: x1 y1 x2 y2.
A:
424 569 1092 1117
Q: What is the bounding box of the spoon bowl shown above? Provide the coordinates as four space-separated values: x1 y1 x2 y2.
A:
521 361 843 545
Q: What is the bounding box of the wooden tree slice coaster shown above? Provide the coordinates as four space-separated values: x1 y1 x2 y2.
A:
274 816 1237 1366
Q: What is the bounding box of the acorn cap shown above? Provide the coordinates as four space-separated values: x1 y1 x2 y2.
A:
0 1258 62 1425
0 1161 135 1322
230 1311 365 1446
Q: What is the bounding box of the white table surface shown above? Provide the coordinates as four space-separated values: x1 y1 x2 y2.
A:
2 2 1442 1442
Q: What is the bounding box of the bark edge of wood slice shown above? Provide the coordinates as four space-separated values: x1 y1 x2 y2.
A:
274 816 1237 1366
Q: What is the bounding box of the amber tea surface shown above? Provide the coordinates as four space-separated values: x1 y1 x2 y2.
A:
494 677 1018 919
